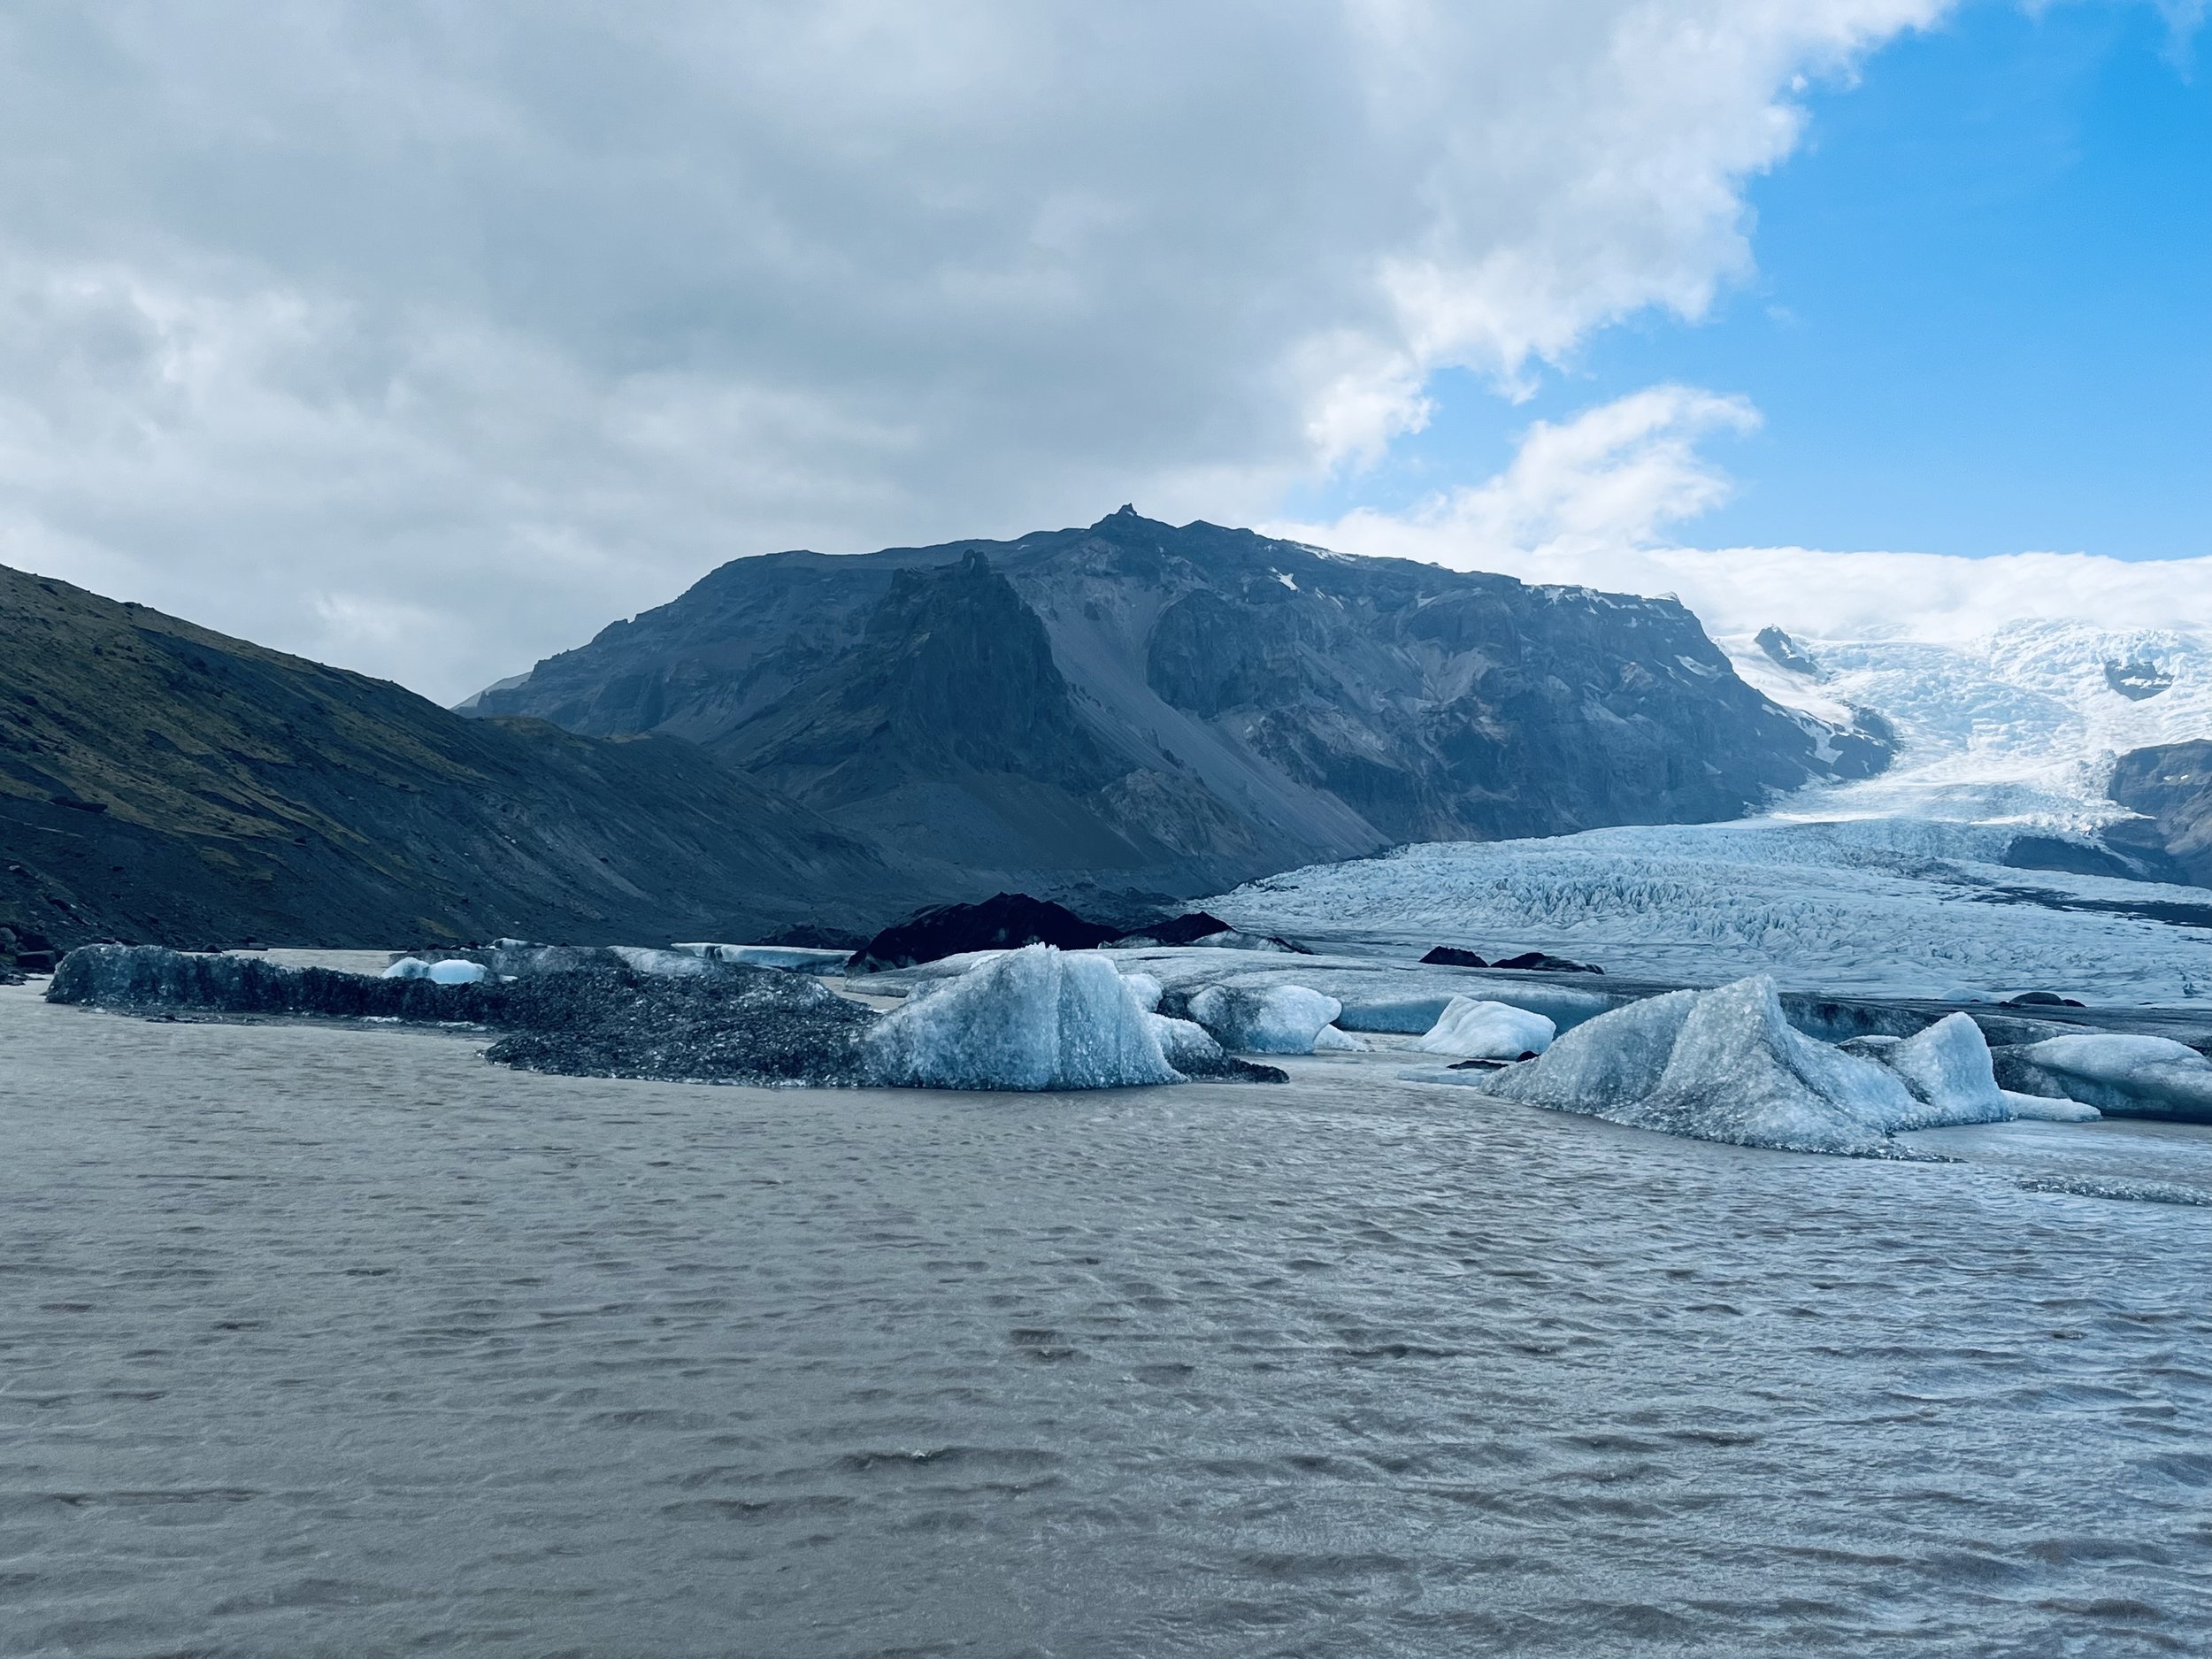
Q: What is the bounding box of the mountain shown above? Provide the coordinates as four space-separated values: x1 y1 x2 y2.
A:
0 564 899 952
2108 743 2212 887
471 509 1891 896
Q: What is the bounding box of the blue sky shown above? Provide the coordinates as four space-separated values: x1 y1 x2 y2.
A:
1295 0 2210 564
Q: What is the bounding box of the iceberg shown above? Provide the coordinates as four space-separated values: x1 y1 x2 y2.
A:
1994 1034 2212 1123
1479 990 1700 1117
382 956 486 985
1416 996 1556 1060
862 945 1182 1090
1185 983 1343 1055
1843 1012 2009 1129
1617 978 1919 1154
1999 1090 2101 1123
1311 1025 1371 1053
1470 978 1923 1156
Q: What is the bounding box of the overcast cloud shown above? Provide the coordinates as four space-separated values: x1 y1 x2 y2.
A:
0 0 1985 701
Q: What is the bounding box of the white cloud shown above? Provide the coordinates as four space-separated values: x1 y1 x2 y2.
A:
0 0 1947 700
1278 384 2212 643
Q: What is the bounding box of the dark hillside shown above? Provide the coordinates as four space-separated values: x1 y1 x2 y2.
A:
0 565 896 951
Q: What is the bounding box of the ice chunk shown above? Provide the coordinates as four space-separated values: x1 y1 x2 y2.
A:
1475 978 1916 1156
1857 1012 2009 1128
862 944 1181 1090
1416 996 1556 1060
1150 1013 1226 1073
1999 1033 2212 1123
381 957 434 980
1311 1025 1370 1053
1186 983 1342 1054
1999 1089 2101 1123
1121 972 1164 1013
608 946 718 977
427 958 487 986
1481 990 1699 1116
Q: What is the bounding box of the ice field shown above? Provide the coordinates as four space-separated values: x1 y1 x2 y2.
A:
1210 620 2212 1002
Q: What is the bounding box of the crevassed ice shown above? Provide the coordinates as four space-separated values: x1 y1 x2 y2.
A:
1207 620 2212 1002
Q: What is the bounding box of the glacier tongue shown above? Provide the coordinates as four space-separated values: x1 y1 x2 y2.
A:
1206 618 2212 1002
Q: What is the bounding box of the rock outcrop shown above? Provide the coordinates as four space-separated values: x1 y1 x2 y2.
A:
2107 742 2212 888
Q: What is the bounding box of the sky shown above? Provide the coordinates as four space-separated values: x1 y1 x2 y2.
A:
0 0 2204 703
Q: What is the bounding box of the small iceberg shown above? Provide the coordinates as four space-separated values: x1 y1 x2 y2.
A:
1840 1012 2011 1129
1185 983 1342 1055
381 956 487 985
1417 996 1556 1060
1993 1034 2212 1123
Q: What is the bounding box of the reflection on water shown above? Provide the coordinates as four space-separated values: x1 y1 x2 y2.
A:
4 986 2210 1656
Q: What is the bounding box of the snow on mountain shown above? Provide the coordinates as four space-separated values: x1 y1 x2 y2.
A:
1207 619 2212 1004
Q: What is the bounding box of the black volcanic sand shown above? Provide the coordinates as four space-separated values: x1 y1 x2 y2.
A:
6 984 2212 1656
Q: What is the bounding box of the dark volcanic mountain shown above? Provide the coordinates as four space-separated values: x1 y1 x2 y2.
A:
2107 743 2212 887
0 564 898 951
473 509 1891 895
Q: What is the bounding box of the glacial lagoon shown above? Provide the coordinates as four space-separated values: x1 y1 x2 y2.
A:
5 981 2212 1656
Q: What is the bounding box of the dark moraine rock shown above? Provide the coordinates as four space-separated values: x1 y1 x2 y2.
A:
48 944 877 1087
1421 946 1490 968
1118 911 1235 946
1491 951 1604 975
471 509 1893 900
2105 659 2174 701
2004 991 2086 1010
1755 626 1825 680
851 893 1118 972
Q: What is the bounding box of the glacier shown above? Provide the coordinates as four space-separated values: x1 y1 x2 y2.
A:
1208 619 2212 1002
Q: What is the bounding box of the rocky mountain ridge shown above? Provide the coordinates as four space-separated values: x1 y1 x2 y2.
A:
473 509 1893 896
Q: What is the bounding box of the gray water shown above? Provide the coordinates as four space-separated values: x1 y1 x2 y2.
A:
4 983 2211 1657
